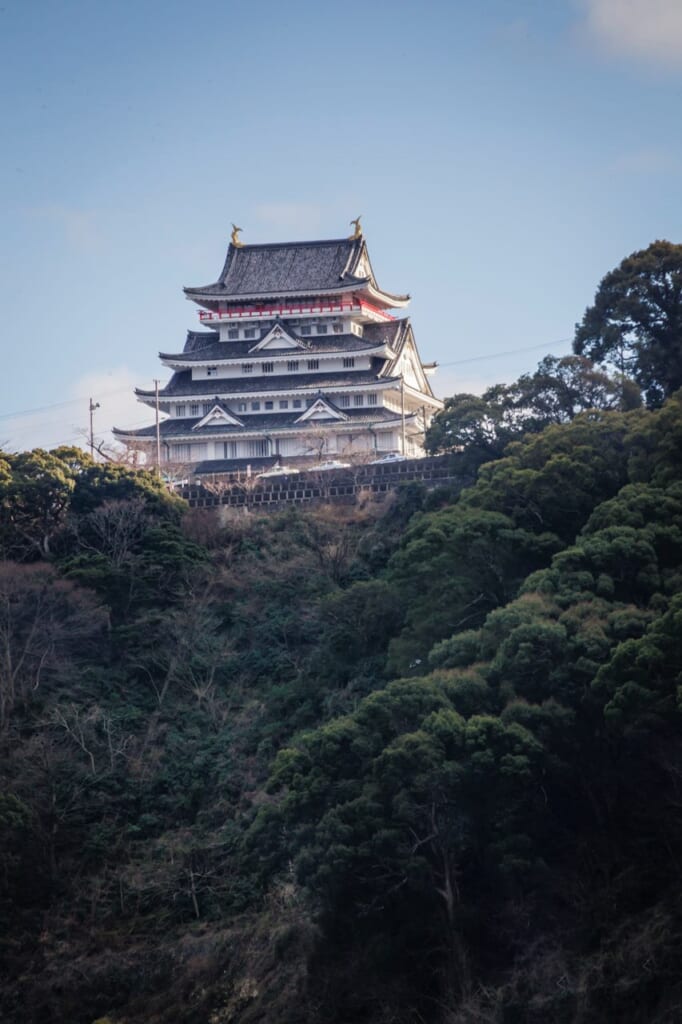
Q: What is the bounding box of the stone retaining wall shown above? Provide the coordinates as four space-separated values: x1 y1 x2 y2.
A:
180 455 471 511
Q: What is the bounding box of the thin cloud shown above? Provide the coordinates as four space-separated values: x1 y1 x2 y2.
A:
581 0 682 65
3 368 143 453
611 146 680 173
254 203 324 235
28 204 104 253
434 369 499 401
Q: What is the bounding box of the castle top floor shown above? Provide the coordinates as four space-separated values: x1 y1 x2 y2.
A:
183 234 410 318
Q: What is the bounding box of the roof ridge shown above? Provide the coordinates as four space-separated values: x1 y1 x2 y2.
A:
229 237 354 250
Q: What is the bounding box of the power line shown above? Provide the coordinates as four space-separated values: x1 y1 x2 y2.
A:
2 414 156 449
0 338 578 423
0 385 133 423
2 336 580 453
438 338 573 369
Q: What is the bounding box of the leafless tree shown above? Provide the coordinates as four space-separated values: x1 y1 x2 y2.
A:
68 498 149 568
0 563 108 731
47 702 134 774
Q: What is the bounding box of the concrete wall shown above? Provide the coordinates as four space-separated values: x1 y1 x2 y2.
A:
180 454 471 511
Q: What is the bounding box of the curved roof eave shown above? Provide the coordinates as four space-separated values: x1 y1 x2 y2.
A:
182 235 409 308
182 280 367 302
157 343 395 366
133 375 402 401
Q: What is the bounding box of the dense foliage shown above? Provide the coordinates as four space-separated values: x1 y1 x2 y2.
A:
574 239 682 407
424 354 639 468
2 396 682 1022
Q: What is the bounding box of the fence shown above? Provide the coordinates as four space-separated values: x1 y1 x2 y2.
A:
179 454 471 511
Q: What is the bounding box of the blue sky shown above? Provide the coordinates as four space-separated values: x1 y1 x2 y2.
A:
1 0 682 451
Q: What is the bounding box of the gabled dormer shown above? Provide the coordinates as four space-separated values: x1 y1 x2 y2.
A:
192 404 244 430
295 397 350 423
383 321 437 397
249 322 308 353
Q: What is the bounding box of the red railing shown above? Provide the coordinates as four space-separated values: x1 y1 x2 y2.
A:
197 299 394 323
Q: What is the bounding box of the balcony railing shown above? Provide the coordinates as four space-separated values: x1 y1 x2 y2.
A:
197 299 394 323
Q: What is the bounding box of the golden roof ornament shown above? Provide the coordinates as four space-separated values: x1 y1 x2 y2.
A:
231 223 244 247
349 216 362 240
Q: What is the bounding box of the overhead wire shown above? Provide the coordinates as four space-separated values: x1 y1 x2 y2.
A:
437 338 573 369
0 385 134 422
0 337 576 426
3 336 579 452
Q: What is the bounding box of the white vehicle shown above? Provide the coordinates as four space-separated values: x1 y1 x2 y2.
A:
162 474 190 489
313 460 351 472
256 465 300 478
370 453 408 464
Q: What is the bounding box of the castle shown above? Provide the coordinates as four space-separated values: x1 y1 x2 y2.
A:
114 223 443 475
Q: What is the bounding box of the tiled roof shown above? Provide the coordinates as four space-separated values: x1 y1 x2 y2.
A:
137 369 396 399
183 237 408 304
184 238 367 297
366 320 406 346
115 405 400 439
159 332 388 363
192 457 278 475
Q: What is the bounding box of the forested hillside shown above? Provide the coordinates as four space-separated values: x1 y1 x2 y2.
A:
2 395 682 1023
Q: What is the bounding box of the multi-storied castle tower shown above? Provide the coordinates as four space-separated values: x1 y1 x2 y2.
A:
114 225 442 474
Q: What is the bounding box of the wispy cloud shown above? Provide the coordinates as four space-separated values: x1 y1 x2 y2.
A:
27 204 104 253
253 203 324 235
1 368 143 454
611 145 680 173
434 369 500 401
580 0 682 65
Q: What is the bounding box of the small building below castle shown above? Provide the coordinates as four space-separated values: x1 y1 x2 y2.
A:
114 225 443 474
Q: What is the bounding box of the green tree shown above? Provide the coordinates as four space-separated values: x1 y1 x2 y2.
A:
425 357 633 465
0 450 76 559
512 354 638 424
424 390 518 464
266 677 544 1007
574 240 682 406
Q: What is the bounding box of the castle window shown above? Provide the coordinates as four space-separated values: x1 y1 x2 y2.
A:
307 359 319 370
338 395 350 408
293 399 302 409
251 401 261 411
238 402 247 412
333 323 343 333
343 357 355 368
248 440 268 457
351 323 364 337
367 393 378 406
227 328 239 339
244 328 256 339
223 441 237 458
354 395 364 407
262 362 274 373
190 403 200 416
207 366 218 376
203 403 212 415
242 363 253 374
265 401 274 410
171 443 192 461
176 403 186 417
279 400 288 409
287 360 299 372
316 324 328 334
301 325 312 335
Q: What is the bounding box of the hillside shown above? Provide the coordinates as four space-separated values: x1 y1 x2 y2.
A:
2 396 682 1023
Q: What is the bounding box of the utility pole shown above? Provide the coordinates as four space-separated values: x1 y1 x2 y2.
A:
400 375 406 455
89 398 100 457
154 379 161 475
